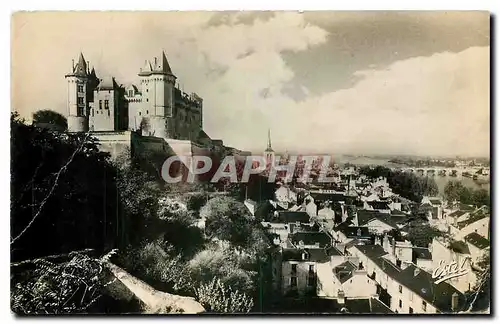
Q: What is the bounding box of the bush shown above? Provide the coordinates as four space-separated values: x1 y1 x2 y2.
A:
194 278 253 313
11 251 117 314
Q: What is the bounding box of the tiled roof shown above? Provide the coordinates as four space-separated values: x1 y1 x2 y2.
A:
275 297 394 314
413 247 432 260
339 226 372 239
357 210 385 226
448 210 468 218
290 231 332 248
357 210 407 229
282 247 331 262
456 212 489 229
464 233 490 249
367 201 390 210
276 211 310 223
333 261 357 283
309 192 347 203
97 76 118 90
459 203 476 211
354 245 465 313
449 240 470 255
429 199 442 205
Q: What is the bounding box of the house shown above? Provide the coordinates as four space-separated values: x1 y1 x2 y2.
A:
275 296 393 314
348 244 466 314
463 232 490 262
430 237 478 293
330 260 378 299
275 185 298 206
446 210 470 227
412 247 433 273
261 211 311 247
421 196 445 220
280 247 342 298
450 209 490 241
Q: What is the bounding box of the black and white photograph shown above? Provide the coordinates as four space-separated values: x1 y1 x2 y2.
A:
9 10 491 315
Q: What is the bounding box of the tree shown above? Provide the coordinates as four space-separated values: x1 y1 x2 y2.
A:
11 112 121 261
32 109 67 131
472 189 490 207
405 221 446 247
444 180 490 207
201 196 255 248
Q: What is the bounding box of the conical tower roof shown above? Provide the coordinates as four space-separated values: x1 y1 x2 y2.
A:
73 52 88 76
152 51 175 76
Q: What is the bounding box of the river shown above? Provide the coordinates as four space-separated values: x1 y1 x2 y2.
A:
335 155 490 195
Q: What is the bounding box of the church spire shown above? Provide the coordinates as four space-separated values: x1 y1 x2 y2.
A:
265 129 274 152
267 129 272 150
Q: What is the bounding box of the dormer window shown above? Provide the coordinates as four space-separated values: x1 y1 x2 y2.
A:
128 90 134 97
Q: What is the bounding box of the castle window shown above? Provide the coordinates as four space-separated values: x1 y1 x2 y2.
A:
108 110 110 117
91 109 94 117
128 90 133 97
77 97 84 105
146 89 149 92
77 85 84 93
105 100 109 109
99 100 102 109
139 112 141 116
146 110 149 114
146 99 148 102
77 106 84 116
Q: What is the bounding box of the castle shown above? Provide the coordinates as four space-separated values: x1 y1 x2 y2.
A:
65 51 203 141
64 51 251 163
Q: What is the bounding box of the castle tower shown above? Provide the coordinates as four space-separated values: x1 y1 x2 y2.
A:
264 129 275 168
65 53 90 132
138 51 177 138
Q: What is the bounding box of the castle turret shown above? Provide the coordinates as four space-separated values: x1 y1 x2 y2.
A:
138 51 177 138
65 53 90 132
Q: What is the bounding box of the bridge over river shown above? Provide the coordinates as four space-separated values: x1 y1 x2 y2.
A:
388 166 489 178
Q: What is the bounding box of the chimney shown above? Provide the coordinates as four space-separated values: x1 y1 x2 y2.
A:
451 292 459 312
414 267 421 277
71 59 74 71
337 290 346 304
382 234 390 253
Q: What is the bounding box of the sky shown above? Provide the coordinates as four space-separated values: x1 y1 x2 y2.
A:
11 11 490 157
